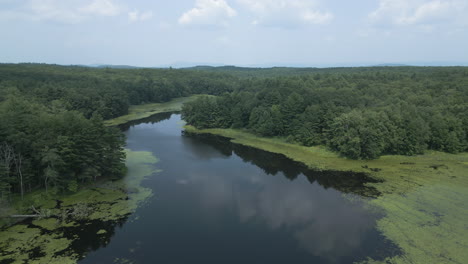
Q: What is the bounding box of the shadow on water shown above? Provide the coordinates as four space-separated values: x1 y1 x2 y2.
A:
118 112 174 131
60 217 129 260
183 132 383 198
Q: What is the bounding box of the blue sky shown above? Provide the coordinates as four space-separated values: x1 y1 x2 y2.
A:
1 0 467 67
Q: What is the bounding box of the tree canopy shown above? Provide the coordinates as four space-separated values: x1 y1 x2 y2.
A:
2 63 468 202
183 67 468 159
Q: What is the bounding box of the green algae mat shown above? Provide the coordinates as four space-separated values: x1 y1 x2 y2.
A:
185 126 468 264
0 150 159 264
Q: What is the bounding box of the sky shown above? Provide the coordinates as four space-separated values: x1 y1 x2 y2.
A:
0 0 467 67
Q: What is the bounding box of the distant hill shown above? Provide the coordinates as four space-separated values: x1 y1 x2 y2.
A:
184 65 325 78
93 64 144 69
182 65 437 78
72 64 148 69
373 63 411 67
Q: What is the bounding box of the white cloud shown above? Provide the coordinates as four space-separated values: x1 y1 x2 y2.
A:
1 0 124 23
237 0 333 27
128 9 153 22
369 0 468 26
178 0 237 26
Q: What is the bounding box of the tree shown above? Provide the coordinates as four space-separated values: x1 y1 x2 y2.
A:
281 92 305 134
41 147 63 193
0 143 14 199
14 153 24 200
328 110 388 159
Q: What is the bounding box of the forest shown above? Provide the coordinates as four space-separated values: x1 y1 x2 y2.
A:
1 63 468 202
0 64 238 119
182 67 468 159
0 97 126 199
0 63 238 201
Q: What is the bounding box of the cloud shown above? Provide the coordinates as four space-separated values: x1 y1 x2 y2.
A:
369 0 468 26
128 9 153 22
178 0 237 26
0 0 124 23
237 0 333 27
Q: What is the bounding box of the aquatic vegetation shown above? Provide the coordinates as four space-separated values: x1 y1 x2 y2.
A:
185 125 468 264
0 150 159 263
32 218 60 231
366 162 468 264
97 229 107 235
113 257 135 264
0 224 75 264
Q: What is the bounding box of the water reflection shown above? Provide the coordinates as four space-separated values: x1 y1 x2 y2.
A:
118 112 173 131
66 218 129 258
79 113 398 264
183 133 382 198
182 168 381 261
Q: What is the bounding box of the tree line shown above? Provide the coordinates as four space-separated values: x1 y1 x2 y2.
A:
182 67 468 159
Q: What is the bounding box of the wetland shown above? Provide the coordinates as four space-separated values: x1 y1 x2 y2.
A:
1 113 404 264
1 112 467 264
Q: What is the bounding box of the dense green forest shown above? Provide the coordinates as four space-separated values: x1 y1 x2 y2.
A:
183 67 468 159
2 64 468 202
0 96 126 199
0 63 238 201
0 63 238 119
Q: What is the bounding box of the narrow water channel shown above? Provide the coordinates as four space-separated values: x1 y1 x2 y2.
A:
79 113 398 264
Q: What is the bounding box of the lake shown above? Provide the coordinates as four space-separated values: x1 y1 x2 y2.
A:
79 113 398 264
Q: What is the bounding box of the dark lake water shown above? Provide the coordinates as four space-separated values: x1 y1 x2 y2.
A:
79 113 398 264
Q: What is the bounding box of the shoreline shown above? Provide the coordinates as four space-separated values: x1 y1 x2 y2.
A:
184 124 468 264
104 95 204 127
0 149 159 263
93 100 468 264
2 101 466 264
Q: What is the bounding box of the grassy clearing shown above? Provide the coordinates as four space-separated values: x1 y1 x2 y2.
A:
185 125 468 264
105 95 204 126
0 149 159 264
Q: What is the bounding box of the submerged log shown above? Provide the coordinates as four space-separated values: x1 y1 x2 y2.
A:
9 215 40 218
5 206 51 219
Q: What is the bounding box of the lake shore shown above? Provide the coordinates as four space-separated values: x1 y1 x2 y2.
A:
104 95 204 127
91 98 468 263
3 99 467 264
184 125 468 264
0 94 198 263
